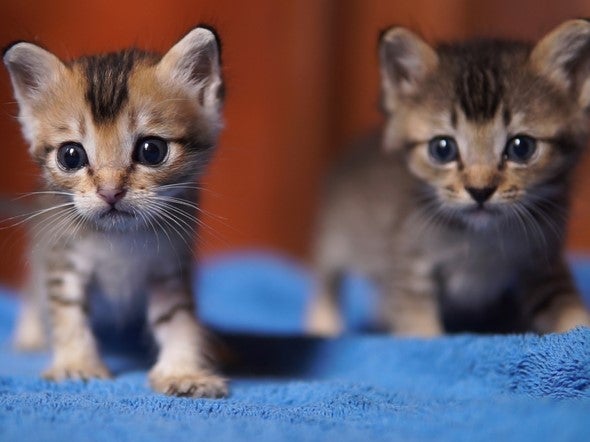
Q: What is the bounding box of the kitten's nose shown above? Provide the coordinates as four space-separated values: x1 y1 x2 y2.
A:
97 187 127 205
465 186 496 204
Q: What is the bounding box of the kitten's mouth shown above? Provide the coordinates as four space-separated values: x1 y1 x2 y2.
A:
94 207 138 232
461 203 500 228
466 203 495 214
99 207 134 219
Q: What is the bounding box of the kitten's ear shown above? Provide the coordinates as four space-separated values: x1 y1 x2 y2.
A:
3 42 66 108
157 26 223 111
379 28 438 113
530 19 590 110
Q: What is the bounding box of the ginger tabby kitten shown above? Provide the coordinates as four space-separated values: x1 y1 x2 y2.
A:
4 26 227 397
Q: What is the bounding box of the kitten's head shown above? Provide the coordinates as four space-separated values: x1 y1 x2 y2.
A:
379 20 590 231
3 26 224 232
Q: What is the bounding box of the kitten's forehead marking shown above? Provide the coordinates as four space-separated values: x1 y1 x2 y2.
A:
455 61 503 122
78 50 158 124
440 41 530 123
502 107 512 127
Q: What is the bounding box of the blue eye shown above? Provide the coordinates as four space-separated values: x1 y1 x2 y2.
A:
428 136 458 164
504 135 537 163
57 143 88 171
134 137 168 166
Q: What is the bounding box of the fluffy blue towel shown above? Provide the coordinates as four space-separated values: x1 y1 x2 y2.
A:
1 252 589 441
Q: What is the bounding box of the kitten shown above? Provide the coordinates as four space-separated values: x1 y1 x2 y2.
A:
307 20 590 336
3 26 227 397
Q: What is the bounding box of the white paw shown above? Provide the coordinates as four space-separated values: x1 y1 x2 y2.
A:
14 327 47 351
306 300 343 337
554 308 590 333
149 368 228 398
13 312 47 351
535 302 590 334
43 360 111 381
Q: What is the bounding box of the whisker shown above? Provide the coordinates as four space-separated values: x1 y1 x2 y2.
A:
152 194 231 225
13 191 75 200
147 200 222 248
32 207 78 243
0 201 76 229
145 207 184 268
137 208 161 254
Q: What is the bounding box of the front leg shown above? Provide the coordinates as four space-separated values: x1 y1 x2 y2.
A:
14 249 49 350
381 274 443 337
526 260 590 333
306 270 344 337
14 279 47 351
147 273 227 398
383 290 443 337
43 254 110 381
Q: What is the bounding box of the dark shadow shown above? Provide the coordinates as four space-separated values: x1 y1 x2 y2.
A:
94 318 328 378
215 334 327 378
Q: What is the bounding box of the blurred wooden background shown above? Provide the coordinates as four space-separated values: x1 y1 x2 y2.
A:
1 0 590 286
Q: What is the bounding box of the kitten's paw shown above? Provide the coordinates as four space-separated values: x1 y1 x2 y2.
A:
306 298 343 337
307 317 342 337
553 307 590 333
13 312 47 351
394 316 444 337
534 300 590 333
43 361 111 381
149 368 228 398
13 327 47 351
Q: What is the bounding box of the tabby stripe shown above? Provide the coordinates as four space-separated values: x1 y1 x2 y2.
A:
152 273 181 286
47 277 64 288
80 49 158 124
540 134 583 155
151 266 190 285
152 302 194 327
171 137 214 152
502 107 512 126
49 293 87 310
402 140 423 151
529 282 576 316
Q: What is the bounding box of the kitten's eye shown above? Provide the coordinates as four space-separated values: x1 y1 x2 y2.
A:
504 135 537 163
428 136 458 164
134 137 169 166
57 143 88 171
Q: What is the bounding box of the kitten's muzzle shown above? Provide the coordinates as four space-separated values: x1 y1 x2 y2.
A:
465 186 496 204
97 187 127 206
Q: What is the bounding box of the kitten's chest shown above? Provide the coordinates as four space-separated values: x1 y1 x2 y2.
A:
433 233 525 304
76 232 178 299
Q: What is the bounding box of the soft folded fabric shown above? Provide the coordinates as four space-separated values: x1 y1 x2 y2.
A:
0 252 589 442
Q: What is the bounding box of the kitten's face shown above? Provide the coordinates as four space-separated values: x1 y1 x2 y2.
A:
4 28 223 232
380 21 590 231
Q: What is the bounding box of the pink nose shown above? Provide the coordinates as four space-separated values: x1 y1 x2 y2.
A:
97 188 126 205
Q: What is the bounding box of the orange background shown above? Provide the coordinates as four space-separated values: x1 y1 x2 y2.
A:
1 0 590 287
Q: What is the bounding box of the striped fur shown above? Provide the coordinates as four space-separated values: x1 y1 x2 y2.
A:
441 41 527 121
4 27 227 397
308 20 590 336
78 50 159 124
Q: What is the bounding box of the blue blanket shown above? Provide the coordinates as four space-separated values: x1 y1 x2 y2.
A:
1 252 589 441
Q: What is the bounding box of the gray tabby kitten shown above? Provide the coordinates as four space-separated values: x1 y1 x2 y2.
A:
4 27 227 397
308 20 590 336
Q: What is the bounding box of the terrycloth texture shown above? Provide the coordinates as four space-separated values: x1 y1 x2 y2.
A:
1 252 590 442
